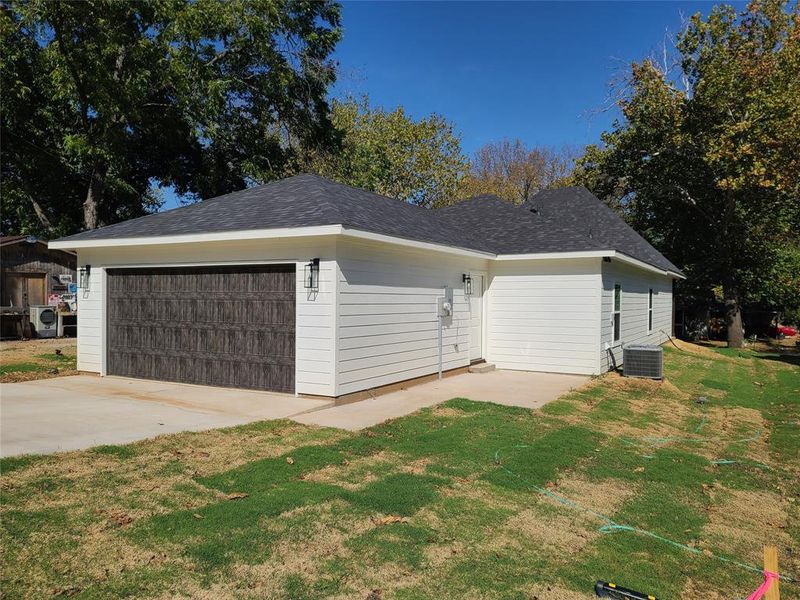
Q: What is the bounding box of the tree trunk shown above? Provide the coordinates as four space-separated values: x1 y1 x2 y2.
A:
723 280 744 348
83 170 104 230
27 194 53 232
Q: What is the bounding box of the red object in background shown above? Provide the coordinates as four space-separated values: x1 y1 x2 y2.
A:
773 324 798 337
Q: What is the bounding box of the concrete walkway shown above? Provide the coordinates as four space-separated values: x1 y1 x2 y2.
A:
0 375 332 457
293 370 588 431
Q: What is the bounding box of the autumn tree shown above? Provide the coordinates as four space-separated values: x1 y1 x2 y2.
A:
1 0 341 235
574 0 800 347
458 139 576 204
303 97 469 208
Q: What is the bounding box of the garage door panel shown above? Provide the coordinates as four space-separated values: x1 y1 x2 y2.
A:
107 265 295 392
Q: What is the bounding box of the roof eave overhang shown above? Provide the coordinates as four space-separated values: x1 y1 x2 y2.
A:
496 249 685 279
48 224 496 260
610 251 686 279
48 225 345 250
49 227 684 278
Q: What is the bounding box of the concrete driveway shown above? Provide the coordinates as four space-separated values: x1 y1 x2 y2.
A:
0 375 332 457
293 370 589 430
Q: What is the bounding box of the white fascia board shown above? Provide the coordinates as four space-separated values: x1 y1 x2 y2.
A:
47 225 344 250
339 227 495 259
494 250 612 261
496 249 685 279
612 251 686 279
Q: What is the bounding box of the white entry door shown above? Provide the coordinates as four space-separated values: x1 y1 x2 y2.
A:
469 275 484 361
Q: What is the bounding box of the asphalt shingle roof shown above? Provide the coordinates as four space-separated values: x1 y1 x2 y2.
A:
53 174 681 274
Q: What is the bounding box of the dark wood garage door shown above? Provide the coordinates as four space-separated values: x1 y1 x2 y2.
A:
107 265 295 392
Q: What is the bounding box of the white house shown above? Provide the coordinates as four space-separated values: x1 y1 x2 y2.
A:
49 174 684 399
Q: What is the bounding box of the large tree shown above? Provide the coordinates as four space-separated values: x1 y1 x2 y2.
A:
303 96 469 208
574 0 800 347
1 0 341 235
458 139 575 204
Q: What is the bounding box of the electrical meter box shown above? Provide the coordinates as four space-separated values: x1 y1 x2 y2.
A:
437 287 454 322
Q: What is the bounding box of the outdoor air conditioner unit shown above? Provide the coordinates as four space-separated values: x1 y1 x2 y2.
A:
30 305 58 338
623 344 663 379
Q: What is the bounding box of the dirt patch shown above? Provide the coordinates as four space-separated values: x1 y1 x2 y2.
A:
702 488 798 575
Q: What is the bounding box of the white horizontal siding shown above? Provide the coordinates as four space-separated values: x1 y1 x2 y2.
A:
76 237 337 395
600 259 674 371
487 258 602 375
335 239 489 396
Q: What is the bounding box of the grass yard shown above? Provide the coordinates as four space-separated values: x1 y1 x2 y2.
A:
0 337 78 383
1 342 798 599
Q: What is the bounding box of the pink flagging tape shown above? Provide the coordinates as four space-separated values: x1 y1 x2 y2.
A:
746 570 779 600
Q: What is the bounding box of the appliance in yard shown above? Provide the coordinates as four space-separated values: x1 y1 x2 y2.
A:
29 305 58 338
622 344 663 380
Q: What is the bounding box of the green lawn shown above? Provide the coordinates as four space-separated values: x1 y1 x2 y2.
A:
0 339 78 382
1 344 798 599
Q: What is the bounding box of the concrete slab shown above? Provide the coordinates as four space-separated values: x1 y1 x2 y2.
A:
0 375 332 457
292 370 589 431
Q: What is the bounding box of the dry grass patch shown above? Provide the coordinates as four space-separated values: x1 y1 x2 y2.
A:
430 405 469 418
502 477 636 559
679 578 728 600
302 451 431 491
703 488 798 575
523 582 597 599
230 499 373 598
0 337 79 382
441 479 519 512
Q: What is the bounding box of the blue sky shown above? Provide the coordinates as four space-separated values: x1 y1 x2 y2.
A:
332 1 742 156
163 1 743 209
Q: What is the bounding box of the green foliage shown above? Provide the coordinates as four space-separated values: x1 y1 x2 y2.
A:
0 361 46 375
1 0 341 234
573 1 800 343
303 96 469 207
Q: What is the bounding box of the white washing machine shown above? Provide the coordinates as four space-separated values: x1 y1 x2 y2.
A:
30 305 58 338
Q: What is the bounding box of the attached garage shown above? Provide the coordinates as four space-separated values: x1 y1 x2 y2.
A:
106 264 295 392
50 174 684 399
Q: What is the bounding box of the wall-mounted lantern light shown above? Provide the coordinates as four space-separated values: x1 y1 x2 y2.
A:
462 273 473 296
304 258 320 290
78 265 92 289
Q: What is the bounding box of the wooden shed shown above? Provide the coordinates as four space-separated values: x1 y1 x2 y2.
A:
1 235 77 338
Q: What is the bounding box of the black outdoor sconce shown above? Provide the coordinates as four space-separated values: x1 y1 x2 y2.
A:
304 258 320 290
78 264 92 289
462 273 472 296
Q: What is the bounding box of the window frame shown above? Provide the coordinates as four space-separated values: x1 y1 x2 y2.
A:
647 288 654 334
612 283 621 344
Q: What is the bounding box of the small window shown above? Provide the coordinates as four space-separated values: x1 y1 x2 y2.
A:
647 289 654 333
613 284 621 343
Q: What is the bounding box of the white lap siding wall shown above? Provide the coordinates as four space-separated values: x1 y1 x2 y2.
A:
486 258 603 375
600 259 674 372
334 239 490 396
74 236 337 396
